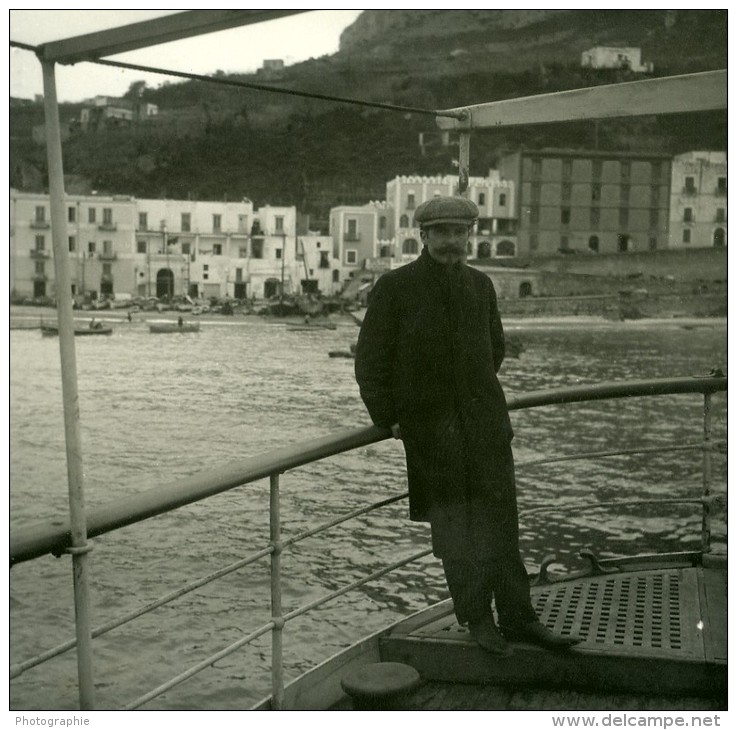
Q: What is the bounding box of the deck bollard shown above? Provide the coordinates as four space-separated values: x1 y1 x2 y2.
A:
341 662 421 710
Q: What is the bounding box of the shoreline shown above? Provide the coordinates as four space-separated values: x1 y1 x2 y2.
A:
9 305 726 331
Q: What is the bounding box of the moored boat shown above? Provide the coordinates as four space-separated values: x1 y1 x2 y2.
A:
40 323 112 337
149 322 201 334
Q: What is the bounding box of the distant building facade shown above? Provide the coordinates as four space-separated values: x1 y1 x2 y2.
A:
669 151 727 249
498 149 672 257
581 46 653 73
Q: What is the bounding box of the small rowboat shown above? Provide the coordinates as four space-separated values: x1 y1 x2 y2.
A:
41 324 112 337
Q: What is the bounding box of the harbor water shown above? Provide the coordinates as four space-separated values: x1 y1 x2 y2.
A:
9 314 728 709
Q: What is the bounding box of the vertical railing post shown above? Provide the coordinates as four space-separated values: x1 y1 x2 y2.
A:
269 472 285 710
40 58 95 710
458 130 471 195
700 392 713 554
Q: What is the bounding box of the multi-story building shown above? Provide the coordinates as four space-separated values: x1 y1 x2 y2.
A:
296 233 343 296
386 174 518 263
329 203 387 278
10 190 137 300
669 151 727 249
498 149 672 257
581 46 653 73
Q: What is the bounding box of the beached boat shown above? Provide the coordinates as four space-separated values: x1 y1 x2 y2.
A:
10 9 726 713
40 323 112 337
149 322 201 334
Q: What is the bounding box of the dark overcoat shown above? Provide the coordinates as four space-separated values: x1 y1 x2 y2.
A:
354 247 515 532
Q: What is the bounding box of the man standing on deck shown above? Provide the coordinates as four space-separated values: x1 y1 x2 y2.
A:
354 196 581 656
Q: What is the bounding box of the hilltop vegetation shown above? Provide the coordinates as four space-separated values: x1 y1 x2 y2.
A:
10 10 727 229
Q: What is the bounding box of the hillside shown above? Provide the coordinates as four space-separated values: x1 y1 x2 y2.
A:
10 10 727 229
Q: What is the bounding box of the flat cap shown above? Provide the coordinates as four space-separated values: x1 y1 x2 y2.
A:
414 196 479 227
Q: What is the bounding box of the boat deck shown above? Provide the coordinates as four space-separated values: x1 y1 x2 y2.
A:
368 558 727 710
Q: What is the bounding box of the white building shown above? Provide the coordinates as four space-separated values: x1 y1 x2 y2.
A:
581 46 653 73
669 151 727 249
10 190 137 301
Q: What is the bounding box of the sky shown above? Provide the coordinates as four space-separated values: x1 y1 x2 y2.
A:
8 8 364 103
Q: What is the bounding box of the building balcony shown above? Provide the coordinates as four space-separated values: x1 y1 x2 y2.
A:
33 273 48 281
344 233 361 242
30 249 51 259
98 252 118 261
681 187 697 196
30 220 50 229
98 223 118 231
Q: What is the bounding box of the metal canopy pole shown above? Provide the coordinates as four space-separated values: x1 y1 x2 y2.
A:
40 59 96 710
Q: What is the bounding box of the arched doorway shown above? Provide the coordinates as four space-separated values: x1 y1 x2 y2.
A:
589 235 600 252
156 268 174 299
264 277 280 299
477 241 492 259
402 238 418 255
100 278 114 297
519 281 533 298
496 240 515 257
713 228 726 247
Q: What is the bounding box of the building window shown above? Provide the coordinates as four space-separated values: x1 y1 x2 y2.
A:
620 184 630 203
591 184 601 201
68 206 76 223
35 206 46 223
617 234 630 252
499 193 507 206
478 193 486 206
560 183 570 202
561 208 571 225
619 208 629 227
531 158 542 179
402 238 419 255
592 159 603 180
530 207 539 226
716 208 725 223
588 235 599 252
68 236 76 252
88 208 96 223
590 208 600 228
252 239 264 258
139 212 148 230
682 229 691 244
683 207 693 223
213 214 221 232
379 216 386 231
35 234 45 250
529 233 538 251
531 183 541 204
649 237 658 250
181 213 191 232
103 240 113 254
137 240 147 254
649 209 659 229
213 243 222 256
103 208 113 225
275 248 282 259
346 218 359 240
407 193 415 209
88 241 96 254
620 161 631 181
203 264 209 280
562 159 572 180
684 176 696 194
559 236 569 252
717 177 727 195
319 251 330 268
102 263 112 277
400 214 409 228
182 242 191 255
239 247 248 258
346 250 357 264
275 216 284 232
35 260 45 275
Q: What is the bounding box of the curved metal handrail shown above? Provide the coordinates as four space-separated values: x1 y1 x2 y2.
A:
10 375 726 566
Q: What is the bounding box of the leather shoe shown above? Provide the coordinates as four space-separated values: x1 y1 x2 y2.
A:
501 621 582 650
468 616 514 657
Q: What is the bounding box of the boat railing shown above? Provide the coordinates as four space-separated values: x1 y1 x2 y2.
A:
9 375 727 710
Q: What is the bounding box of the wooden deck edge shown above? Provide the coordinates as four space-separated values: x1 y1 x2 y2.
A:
379 636 727 700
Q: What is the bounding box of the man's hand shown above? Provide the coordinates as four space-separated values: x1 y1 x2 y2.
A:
391 424 402 440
